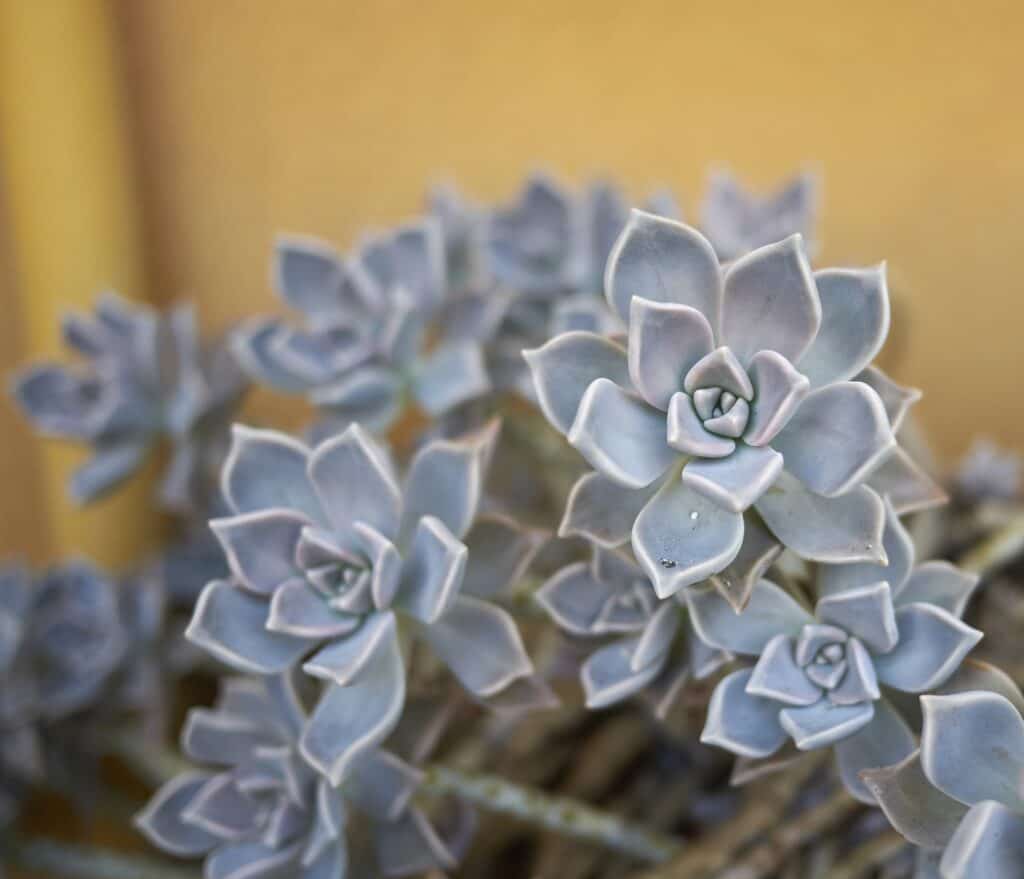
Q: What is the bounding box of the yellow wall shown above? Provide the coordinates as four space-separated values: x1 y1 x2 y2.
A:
4 0 1024 562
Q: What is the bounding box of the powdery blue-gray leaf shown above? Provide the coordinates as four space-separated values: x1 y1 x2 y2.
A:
747 635 822 706
394 517 467 624
272 236 350 320
300 623 406 786
935 660 1024 714
559 470 659 547
309 366 404 433
708 513 783 612
568 378 676 488
701 668 788 758
896 562 979 617
683 346 754 399
720 235 821 367
211 510 309 595
687 579 812 656
183 774 264 839
186 580 309 674
373 806 459 876
205 839 302 879
816 582 899 654
344 749 422 823
633 475 744 598
772 382 895 497
856 366 921 433
833 697 916 804
873 606 982 693
308 424 401 542
460 513 544 600
524 331 631 434
222 426 322 522
535 562 617 636
230 318 317 394
920 692 1024 812
69 439 149 504
581 636 667 709
743 350 810 446
605 210 723 327
860 751 968 850
410 342 489 417
630 602 681 671
400 419 498 542
940 801 1024 878
799 266 890 388
866 445 948 515
779 699 875 751
181 709 276 766
419 596 532 697
681 442 783 513
627 297 714 410
755 472 887 564
361 219 445 314
666 392 736 458
303 611 398 688
134 773 220 857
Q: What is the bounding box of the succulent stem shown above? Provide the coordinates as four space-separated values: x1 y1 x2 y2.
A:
2 835 200 879
419 763 682 863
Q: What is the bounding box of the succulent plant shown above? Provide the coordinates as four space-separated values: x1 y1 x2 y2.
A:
525 210 937 602
862 668 1024 879
954 437 1021 504
700 169 817 262
12 294 247 511
137 673 471 878
690 501 982 802
186 419 536 784
536 545 728 710
232 220 490 435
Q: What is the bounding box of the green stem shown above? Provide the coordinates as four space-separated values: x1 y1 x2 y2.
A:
419 763 682 864
2 835 200 879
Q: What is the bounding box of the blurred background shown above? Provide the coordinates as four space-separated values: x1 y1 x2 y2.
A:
2 0 1022 570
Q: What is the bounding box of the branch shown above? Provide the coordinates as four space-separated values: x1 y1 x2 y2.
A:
419 763 682 864
2 835 200 879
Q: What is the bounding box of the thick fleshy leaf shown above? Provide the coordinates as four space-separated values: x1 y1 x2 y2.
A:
683 347 754 399
799 266 890 388
605 210 722 327
666 393 735 458
633 475 744 598
833 698 916 803
920 691 1024 811
303 612 397 688
309 366 403 433
535 562 617 635
352 523 402 610
186 580 309 674
681 443 783 513
581 637 666 709
861 751 968 850
230 319 317 393
940 801 1024 878
874 605 981 693
461 514 544 599
134 773 219 857
747 635 821 706
628 297 714 410
708 513 783 612
222 425 322 521
12 363 110 439
394 517 467 624
755 473 887 564
816 582 899 653
205 839 302 879
743 350 810 446
361 219 445 312
299 621 405 785
210 510 309 595
568 378 676 488
702 669 788 758
896 562 978 617
829 637 880 705
779 699 875 750
687 578 812 656
411 342 490 416
867 445 948 515
420 596 532 697
772 382 895 497
936 660 1024 714
400 421 498 541
183 774 261 839
720 235 821 366
273 236 350 318
270 324 367 384
374 806 458 876
344 749 421 822
631 602 681 671
817 498 914 598
559 471 658 547
523 331 631 434
69 440 149 504
856 366 920 433
308 424 401 541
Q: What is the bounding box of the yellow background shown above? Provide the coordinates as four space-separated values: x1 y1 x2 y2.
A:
2 0 1023 566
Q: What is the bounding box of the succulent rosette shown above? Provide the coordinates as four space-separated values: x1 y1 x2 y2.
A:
700 169 817 262
137 674 471 878
186 420 535 784
12 294 247 511
864 678 1024 879
690 501 982 802
232 219 490 434
954 437 1021 504
526 210 923 601
536 546 728 710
